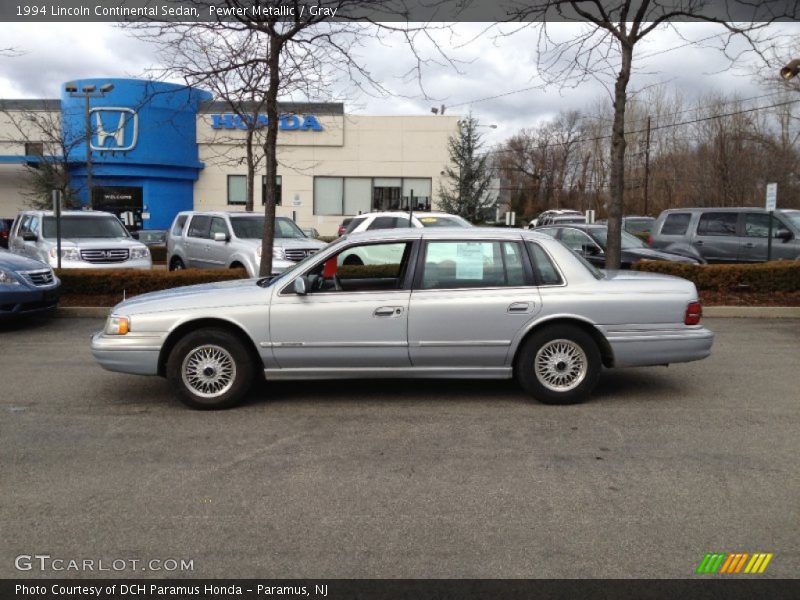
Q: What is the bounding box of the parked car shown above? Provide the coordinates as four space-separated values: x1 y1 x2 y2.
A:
649 207 800 263
0 249 60 320
529 209 583 229
337 218 353 237
344 211 472 234
8 210 151 269
0 218 14 249
133 229 167 246
301 227 321 239
535 223 702 268
91 228 713 410
167 211 327 277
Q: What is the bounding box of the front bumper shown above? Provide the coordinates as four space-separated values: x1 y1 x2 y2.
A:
91 331 163 375
0 285 60 320
606 326 714 367
50 257 152 270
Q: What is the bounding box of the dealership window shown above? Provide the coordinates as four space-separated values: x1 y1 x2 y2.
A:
24 142 44 156
313 177 433 216
227 175 247 205
261 175 283 206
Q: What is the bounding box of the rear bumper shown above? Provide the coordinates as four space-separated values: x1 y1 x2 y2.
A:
91 331 162 375
606 326 714 367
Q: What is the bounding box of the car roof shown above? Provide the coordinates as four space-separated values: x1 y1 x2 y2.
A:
344 226 552 243
354 211 459 218
660 207 794 214
18 210 116 217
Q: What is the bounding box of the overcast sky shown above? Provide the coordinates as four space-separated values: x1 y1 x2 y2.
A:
1 21 798 145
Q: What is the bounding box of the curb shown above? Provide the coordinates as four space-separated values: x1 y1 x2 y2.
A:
703 306 800 318
56 306 800 319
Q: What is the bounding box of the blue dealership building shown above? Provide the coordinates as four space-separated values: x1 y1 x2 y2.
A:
0 78 459 235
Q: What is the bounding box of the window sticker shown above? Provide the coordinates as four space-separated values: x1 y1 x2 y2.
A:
456 242 485 279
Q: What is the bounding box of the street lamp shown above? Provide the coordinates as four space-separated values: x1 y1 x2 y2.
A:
780 59 800 80
64 81 115 208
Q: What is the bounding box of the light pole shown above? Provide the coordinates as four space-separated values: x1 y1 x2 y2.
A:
779 59 800 80
64 82 114 208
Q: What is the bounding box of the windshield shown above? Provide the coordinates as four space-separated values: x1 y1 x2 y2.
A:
782 211 800 229
417 215 472 228
590 228 646 249
230 216 307 239
43 216 129 239
624 218 654 234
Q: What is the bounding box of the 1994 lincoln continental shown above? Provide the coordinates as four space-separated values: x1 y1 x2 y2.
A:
91 229 714 409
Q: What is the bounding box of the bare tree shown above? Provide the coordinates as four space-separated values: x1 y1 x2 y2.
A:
505 1 784 267
0 102 84 208
130 2 451 275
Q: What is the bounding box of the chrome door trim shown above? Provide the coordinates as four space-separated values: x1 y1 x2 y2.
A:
414 340 510 347
272 341 408 348
264 366 513 380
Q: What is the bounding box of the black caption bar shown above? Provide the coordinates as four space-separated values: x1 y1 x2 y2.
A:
3 580 800 600
1 0 799 23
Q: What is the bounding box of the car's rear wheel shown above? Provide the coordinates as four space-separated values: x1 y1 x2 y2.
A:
169 256 185 271
515 325 601 405
167 328 254 409
342 254 363 266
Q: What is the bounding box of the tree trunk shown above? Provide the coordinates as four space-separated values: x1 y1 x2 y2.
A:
245 127 255 212
259 35 281 277
607 42 633 269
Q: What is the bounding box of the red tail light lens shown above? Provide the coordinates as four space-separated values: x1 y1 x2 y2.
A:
646 234 653 246
685 301 702 325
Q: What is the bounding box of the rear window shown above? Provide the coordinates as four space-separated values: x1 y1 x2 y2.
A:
417 215 472 228
171 215 188 236
660 213 691 235
367 216 410 230
344 217 367 234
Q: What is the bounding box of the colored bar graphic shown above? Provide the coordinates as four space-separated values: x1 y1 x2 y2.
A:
699 552 773 575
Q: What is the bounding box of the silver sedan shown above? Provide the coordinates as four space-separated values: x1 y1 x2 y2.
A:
91 228 714 409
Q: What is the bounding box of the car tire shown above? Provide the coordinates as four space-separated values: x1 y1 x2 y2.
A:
169 256 185 271
342 254 364 266
515 325 601 405
166 328 255 410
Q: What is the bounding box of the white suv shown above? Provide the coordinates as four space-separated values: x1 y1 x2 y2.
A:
344 211 472 234
8 210 151 269
167 211 327 277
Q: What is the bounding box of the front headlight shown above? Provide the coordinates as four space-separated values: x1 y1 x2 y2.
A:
49 247 81 261
105 315 130 335
0 268 21 285
256 245 262 257
272 247 286 260
130 246 150 260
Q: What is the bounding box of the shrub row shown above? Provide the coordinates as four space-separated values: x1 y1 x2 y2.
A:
631 260 800 292
149 245 167 263
55 268 247 296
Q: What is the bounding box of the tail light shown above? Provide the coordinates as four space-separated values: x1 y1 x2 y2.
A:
646 234 653 246
684 301 702 325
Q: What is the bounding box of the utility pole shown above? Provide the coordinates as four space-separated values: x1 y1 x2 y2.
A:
643 115 651 216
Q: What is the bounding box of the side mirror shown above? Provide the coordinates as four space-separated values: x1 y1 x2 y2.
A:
776 228 793 242
21 232 37 242
293 276 309 295
212 232 228 242
131 231 140 239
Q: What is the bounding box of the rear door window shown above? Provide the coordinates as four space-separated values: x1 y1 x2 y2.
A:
420 241 525 290
697 212 738 236
187 215 212 238
660 213 691 235
527 242 564 285
344 217 367 234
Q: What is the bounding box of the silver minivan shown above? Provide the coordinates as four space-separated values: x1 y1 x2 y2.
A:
167 211 327 277
650 207 800 263
8 210 152 269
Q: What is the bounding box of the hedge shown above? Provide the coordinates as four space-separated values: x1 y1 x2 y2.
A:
55 268 247 296
631 260 800 292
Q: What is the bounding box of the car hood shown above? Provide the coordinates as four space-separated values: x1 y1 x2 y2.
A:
621 247 697 263
235 238 327 250
112 278 268 315
47 237 147 249
0 249 51 271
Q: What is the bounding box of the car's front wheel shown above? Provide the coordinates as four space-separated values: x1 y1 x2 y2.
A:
515 324 601 405
166 328 255 409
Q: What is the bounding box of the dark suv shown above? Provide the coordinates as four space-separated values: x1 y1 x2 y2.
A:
0 218 13 249
649 207 800 263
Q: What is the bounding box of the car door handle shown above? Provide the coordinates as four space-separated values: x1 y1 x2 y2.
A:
374 306 402 317
744 243 755 248
695 240 704 246
508 302 533 313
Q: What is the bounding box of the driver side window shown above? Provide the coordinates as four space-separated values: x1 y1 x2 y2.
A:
294 241 412 294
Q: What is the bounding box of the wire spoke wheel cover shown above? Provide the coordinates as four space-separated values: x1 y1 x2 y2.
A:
534 338 588 392
181 344 237 399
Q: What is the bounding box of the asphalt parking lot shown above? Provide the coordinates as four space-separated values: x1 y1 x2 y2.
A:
1 317 798 578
